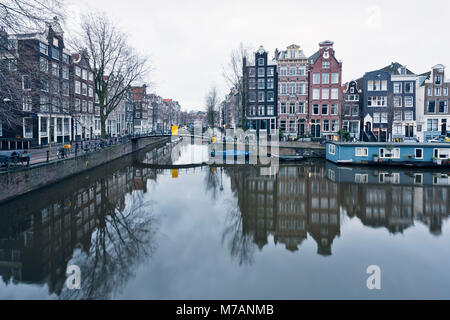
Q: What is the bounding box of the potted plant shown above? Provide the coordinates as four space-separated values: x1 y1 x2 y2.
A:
373 153 379 162
406 154 412 161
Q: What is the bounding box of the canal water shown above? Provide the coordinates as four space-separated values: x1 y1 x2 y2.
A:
0 141 450 299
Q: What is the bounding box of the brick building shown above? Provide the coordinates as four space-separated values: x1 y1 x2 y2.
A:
308 41 342 140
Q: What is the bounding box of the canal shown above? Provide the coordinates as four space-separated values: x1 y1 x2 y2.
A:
0 141 450 299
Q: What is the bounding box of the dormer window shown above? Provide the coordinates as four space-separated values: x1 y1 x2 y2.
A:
290 50 295 59
350 87 355 94
400 67 406 75
258 58 264 66
323 51 329 59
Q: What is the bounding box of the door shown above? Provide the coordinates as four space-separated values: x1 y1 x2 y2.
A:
299 123 305 136
441 119 447 136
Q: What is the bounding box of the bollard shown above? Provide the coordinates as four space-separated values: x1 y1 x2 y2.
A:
46 150 49 162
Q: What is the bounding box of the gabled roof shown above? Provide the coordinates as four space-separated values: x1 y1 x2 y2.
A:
380 62 415 75
308 50 321 64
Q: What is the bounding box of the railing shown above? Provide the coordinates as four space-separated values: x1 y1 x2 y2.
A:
0 133 172 170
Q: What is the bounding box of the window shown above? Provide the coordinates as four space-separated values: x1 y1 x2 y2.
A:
380 112 387 123
428 119 438 131
415 148 423 159
23 96 32 111
322 73 329 84
428 87 433 96
75 66 81 77
62 54 69 64
355 147 368 157
394 96 402 107
379 148 400 159
249 91 256 102
331 88 339 100
439 100 448 113
428 100 436 113
322 61 330 69
89 72 94 81
258 79 265 89
258 58 264 66
289 120 295 132
82 83 87 95
40 79 48 92
258 105 265 116
249 79 256 89
321 104 328 115
280 67 287 76
280 102 287 114
404 82 414 94
267 78 274 89
298 102 305 114
313 89 320 100
297 83 305 95
404 111 413 121
40 57 48 72
329 144 336 155
258 68 265 77
435 75 442 85
373 112 380 123
280 83 287 95
368 96 387 107
82 69 87 80
393 82 402 94
267 67 274 76
40 96 49 112
8 59 17 71
444 88 448 96
51 47 59 60
404 96 413 107
267 91 274 102
267 105 274 116
331 73 339 84
394 110 402 121
322 88 329 100
331 104 338 115
23 118 33 138
280 120 286 131
8 39 17 50
62 66 69 79
289 103 296 114
393 124 402 134
258 91 265 102
40 117 47 135
75 81 81 94
22 75 31 90
62 82 69 96
51 62 59 76
289 83 296 96
39 42 48 55
289 67 296 76
313 104 319 115
75 99 80 111
298 67 306 76
313 73 320 84
331 120 338 132
323 120 330 132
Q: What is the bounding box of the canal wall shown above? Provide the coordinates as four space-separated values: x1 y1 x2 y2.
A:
0 136 170 204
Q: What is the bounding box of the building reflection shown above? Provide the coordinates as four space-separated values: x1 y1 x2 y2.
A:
225 161 450 259
0 143 176 298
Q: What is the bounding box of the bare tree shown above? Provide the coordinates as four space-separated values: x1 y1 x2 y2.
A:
222 43 251 129
205 85 218 129
75 11 149 138
0 0 64 33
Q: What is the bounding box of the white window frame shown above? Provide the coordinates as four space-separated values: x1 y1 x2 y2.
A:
415 148 423 159
355 147 368 157
379 148 400 159
329 144 336 155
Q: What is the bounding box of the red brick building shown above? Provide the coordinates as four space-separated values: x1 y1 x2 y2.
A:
308 41 342 139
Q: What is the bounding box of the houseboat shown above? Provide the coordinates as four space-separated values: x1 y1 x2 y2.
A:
326 142 450 166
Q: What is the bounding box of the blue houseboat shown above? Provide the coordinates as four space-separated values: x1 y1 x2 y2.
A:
326 142 450 166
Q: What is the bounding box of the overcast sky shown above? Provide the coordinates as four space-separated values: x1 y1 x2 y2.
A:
64 0 450 111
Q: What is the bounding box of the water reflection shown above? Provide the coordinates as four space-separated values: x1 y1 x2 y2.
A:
0 142 175 299
222 161 450 260
0 142 450 299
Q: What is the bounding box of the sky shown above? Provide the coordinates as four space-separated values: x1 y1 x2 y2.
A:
62 0 450 111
